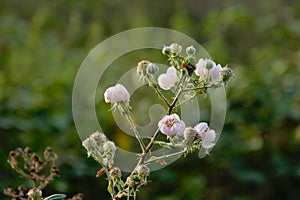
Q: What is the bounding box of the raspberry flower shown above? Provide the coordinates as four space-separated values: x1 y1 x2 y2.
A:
194 122 216 149
157 67 179 90
158 114 186 137
195 59 222 81
104 84 130 103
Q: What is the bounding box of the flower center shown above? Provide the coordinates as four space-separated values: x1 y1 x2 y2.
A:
165 118 177 128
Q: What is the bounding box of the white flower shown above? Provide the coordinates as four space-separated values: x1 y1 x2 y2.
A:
104 84 130 103
195 58 208 78
210 64 222 81
195 58 222 81
158 114 186 137
193 122 216 149
157 67 179 90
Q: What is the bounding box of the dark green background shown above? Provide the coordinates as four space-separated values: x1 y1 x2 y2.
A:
1 0 300 199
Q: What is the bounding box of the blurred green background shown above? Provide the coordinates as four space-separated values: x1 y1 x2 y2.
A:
1 0 300 199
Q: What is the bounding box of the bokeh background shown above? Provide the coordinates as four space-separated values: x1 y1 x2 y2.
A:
1 0 300 199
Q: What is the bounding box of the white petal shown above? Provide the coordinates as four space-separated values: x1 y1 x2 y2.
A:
158 67 178 90
104 87 114 103
202 130 216 149
193 122 208 136
210 64 222 81
195 59 208 78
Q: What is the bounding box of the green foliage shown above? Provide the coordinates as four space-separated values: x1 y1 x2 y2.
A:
1 0 300 199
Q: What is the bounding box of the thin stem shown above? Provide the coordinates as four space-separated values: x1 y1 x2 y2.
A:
167 70 187 114
124 113 146 153
105 167 116 198
182 85 206 92
146 76 170 107
144 148 187 164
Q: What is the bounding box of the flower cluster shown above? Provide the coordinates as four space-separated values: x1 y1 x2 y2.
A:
82 131 116 167
82 42 234 200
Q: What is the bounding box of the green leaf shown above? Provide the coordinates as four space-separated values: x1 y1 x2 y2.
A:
107 182 114 196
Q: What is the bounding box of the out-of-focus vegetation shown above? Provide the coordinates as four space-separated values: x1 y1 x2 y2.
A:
1 0 299 199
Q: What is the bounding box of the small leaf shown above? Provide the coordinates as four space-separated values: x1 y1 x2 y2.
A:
107 182 113 196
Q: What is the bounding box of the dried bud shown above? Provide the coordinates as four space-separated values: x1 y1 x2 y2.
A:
126 175 140 187
137 60 150 76
91 131 107 144
109 167 122 179
186 45 196 56
183 127 197 142
31 153 41 163
27 188 42 200
220 66 234 83
25 147 32 153
9 151 16 157
136 164 150 177
103 141 116 154
82 136 97 157
51 165 60 176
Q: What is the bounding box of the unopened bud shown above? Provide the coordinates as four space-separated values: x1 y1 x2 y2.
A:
206 59 215 70
146 63 159 75
162 45 171 55
186 46 196 56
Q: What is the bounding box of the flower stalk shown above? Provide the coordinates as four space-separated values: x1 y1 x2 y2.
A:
83 42 234 200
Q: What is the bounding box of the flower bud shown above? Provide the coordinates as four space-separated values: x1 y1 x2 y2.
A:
103 141 116 154
109 167 122 179
186 45 196 56
162 45 171 55
91 131 107 145
137 60 150 76
126 175 140 187
146 63 159 75
220 66 234 83
82 136 98 157
170 43 182 56
206 59 215 70
183 127 197 142
27 188 42 200
136 164 150 177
